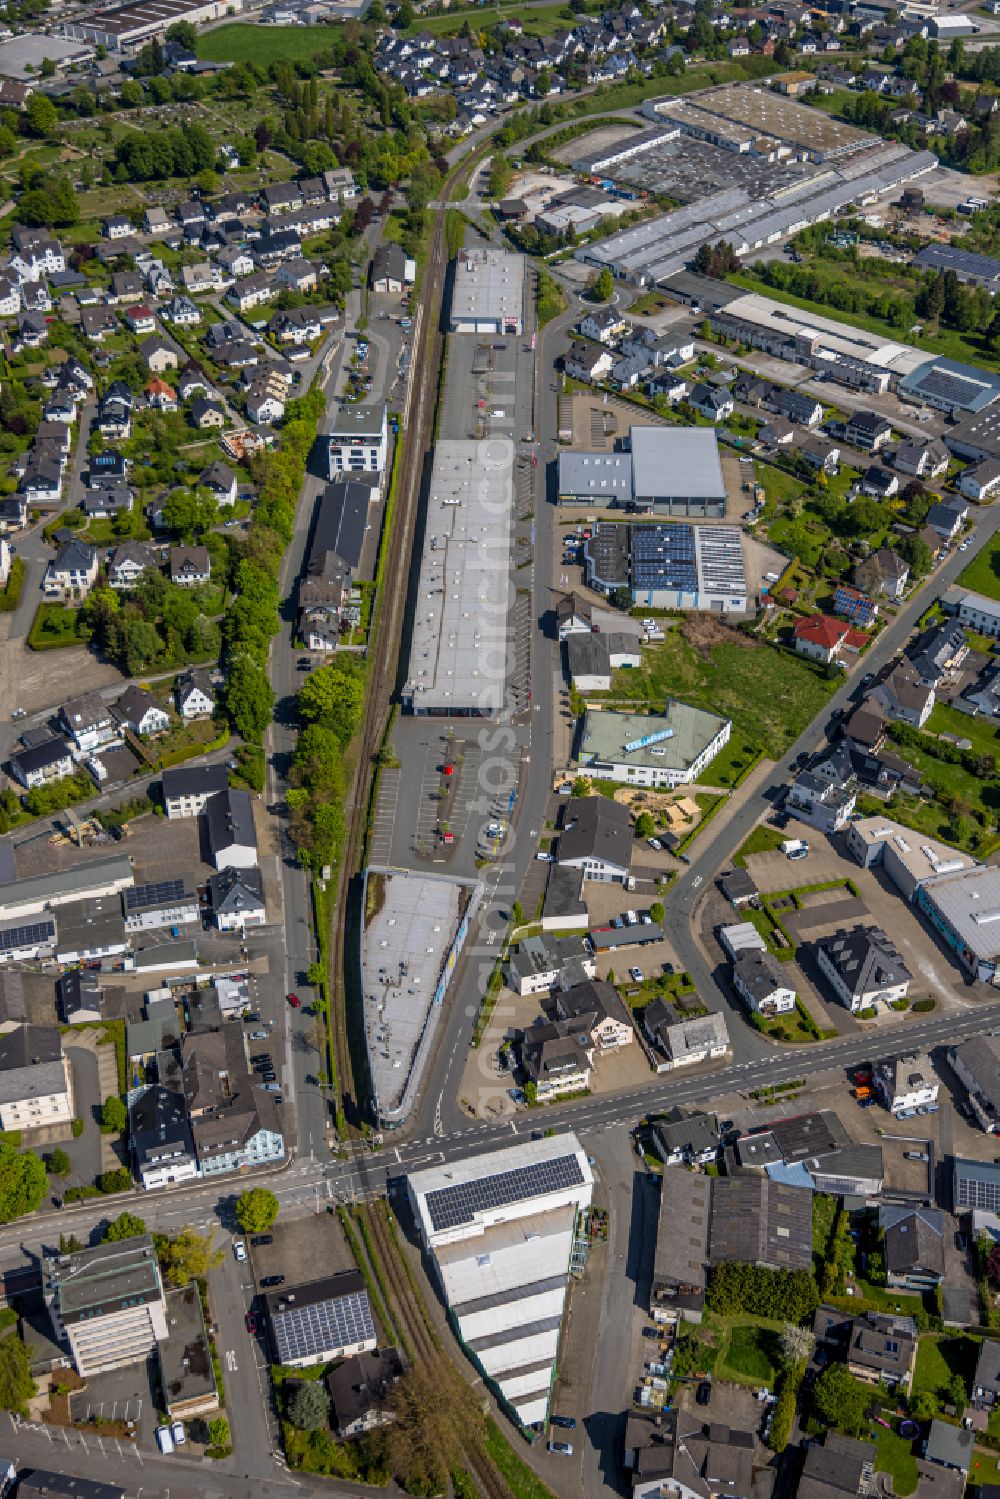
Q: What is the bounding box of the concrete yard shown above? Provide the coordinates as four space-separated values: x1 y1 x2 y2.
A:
743 829 975 1018
247 1211 356 1292
13 810 211 889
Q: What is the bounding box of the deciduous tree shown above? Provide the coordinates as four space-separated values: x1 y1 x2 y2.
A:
235 1188 279 1236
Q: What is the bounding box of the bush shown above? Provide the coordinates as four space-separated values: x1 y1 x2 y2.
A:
46 1148 71 1177
707 1263 818 1325
71 1118 84 1138
769 1359 806 1453
100 1096 127 1133
287 1380 330 1431
0 557 25 614
97 1167 132 1194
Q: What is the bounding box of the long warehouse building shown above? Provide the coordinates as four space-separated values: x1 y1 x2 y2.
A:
402 438 514 717
575 148 937 286
61 0 242 51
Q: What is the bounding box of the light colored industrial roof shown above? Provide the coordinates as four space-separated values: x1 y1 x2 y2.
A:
579 700 730 774
451 250 525 327
851 817 974 886
921 864 1000 963
403 438 514 715
630 427 725 501
409 1133 592 1243
0 35 92 79
0 856 134 919
362 868 481 1126
557 451 632 501
722 291 927 375
664 82 870 159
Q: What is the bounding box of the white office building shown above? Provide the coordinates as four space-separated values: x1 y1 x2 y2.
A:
44 1236 168 1377
325 403 388 480
408 1136 593 1429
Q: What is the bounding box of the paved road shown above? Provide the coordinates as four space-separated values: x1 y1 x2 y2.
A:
399 277 582 1141
663 498 1000 1042
331 995 1000 1203
264 298 363 1165
0 1411 401 1498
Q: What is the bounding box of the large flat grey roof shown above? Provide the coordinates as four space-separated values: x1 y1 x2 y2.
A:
921 864 1000 963
558 451 632 502
0 856 134 918
451 249 525 327
630 427 725 501
580 701 730 774
403 439 514 716
361 868 482 1127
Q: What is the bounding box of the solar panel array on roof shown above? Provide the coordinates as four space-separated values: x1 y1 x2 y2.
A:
696 526 746 595
124 878 187 912
631 523 698 592
0 919 55 954
914 367 992 407
914 242 1000 283
425 1153 585 1232
271 1287 375 1364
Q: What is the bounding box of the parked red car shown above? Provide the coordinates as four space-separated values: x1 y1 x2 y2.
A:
286 992 301 1008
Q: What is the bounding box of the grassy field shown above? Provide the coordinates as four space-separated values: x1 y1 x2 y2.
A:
404 1 568 34
721 1325 777 1385
729 267 999 373
886 730 1000 834
733 824 786 866
913 1334 980 1401
27 603 91 652
958 538 1000 602
926 701 1000 761
604 630 835 759
875 1423 919 1498
706 731 762 788
703 1312 782 1388
197 22 344 61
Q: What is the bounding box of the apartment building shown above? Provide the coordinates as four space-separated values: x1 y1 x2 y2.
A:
44 1235 168 1376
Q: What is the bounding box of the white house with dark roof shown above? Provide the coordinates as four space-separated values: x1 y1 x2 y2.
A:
175 669 215 720
817 926 912 1013
169 546 210 587
43 541 98 599
9 736 74 790
208 866 266 931
206 789 258 870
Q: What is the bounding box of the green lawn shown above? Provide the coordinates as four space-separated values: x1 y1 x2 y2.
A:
734 824 787 866
914 1334 981 1400
27 603 92 652
927 702 1000 761
403 1 568 34
602 631 835 760
958 539 1000 602
197 22 344 61
705 732 761 789
884 731 1000 838
876 1423 919 1498
721 1325 777 1385
970 1448 1000 1488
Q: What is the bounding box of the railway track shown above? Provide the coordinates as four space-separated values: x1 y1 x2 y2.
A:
357 1199 514 1499
326 141 495 1136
